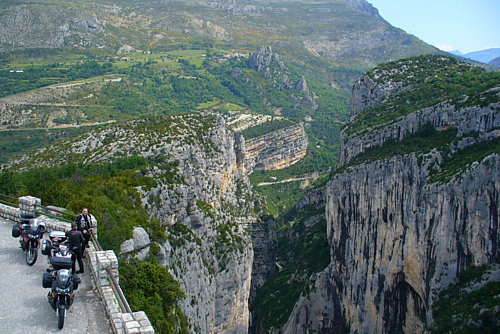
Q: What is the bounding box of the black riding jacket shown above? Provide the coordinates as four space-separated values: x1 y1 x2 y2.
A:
65 228 85 250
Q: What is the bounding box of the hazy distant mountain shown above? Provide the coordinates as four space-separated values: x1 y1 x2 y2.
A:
489 56 500 67
449 50 464 56
463 48 500 63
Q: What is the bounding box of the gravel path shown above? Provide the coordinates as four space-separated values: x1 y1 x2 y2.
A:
0 218 112 333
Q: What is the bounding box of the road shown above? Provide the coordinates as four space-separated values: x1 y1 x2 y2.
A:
0 218 112 334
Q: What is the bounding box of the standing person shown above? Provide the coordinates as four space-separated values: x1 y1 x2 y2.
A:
75 207 97 256
66 223 85 274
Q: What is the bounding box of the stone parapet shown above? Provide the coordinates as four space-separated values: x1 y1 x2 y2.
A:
0 202 21 222
18 196 41 216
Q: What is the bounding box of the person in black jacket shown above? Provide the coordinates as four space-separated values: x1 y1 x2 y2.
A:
66 223 85 274
75 207 97 256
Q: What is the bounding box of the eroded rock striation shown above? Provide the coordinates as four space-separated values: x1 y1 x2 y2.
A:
283 56 500 333
245 123 308 171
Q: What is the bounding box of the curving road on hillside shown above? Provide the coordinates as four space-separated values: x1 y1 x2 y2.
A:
0 218 111 334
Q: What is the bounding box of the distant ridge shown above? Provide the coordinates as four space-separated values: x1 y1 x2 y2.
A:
463 48 500 64
489 56 500 67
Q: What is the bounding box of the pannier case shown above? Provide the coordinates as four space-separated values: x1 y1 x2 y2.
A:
11 224 22 238
42 273 55 288
41 239 52 255
51 256 73 270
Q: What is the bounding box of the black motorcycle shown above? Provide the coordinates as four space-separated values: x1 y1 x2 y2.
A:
12 216 46 265
43 269 81 329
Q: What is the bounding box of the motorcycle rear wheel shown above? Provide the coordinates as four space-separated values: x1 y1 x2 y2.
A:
57 306 65 329
26 243 38 266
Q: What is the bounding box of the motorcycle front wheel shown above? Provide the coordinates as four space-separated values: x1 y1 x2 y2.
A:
26 242 38 266
57 306 65 329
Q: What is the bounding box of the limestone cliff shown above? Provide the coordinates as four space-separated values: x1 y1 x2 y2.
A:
9 113 256 334
245 123 308 171
283 55 500 333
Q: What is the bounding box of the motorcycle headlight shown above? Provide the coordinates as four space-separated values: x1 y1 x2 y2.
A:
56 287 70 293
28 234 37 239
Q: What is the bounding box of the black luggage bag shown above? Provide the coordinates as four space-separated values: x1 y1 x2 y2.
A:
12 224 22 238
42 273 55 288
51 256 72 270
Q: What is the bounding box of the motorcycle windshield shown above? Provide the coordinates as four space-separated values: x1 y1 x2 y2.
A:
56 270 71 288
28 226 39 235
28 219 44 235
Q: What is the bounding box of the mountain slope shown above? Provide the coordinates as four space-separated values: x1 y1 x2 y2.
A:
0 0 436 73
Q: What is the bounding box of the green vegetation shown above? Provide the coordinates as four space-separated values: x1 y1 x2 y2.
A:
335 123 458 174
0 127 93 164
429 136 500 183
249 135 338 216
120 258 189 334
166 223 202 249
346 55 500 137
196 200 215 218
252 181 307 217
0 155 167 252
0 47 349 173
0 61 112 98
241 119 295 140
215 222 244 256
251 204 330 332
430 265 500 334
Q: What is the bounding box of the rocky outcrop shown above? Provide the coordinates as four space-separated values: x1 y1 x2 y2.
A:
120 227 151 261
285 152 499 333
349 75 406 118
0 5 106 50
140 116 254 334
245 123 308 171
343 0 382 19
293 77 309 93
283 58 500 333
248 47 317 109
249 46 285 77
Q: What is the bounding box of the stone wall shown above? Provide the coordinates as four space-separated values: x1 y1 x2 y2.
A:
0 196 154 334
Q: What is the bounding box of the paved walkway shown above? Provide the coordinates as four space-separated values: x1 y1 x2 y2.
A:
0 218 112 333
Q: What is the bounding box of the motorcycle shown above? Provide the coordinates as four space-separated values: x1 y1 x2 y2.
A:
42 231 72 270
43 269 81 329
12 215 46 265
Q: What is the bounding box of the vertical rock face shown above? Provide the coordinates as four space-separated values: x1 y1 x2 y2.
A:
138 115 256 334
245 123 308 171
283 56 500 333
318 154 499 334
